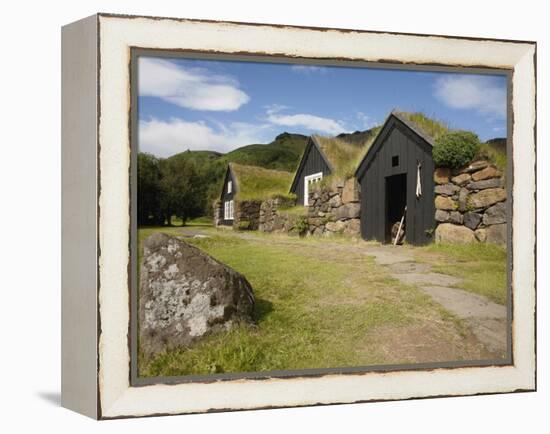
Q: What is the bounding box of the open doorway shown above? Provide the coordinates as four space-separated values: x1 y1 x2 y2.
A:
385 173 407 243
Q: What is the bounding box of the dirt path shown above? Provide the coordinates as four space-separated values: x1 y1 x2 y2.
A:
358 244 507 356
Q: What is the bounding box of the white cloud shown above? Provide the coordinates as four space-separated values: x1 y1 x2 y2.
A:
138 58 250 111
434 75 506 119
356 111 376 129
264 105 347 135
264 104 289 115
290 65 328 74
267 113 347 135
139 117 272 157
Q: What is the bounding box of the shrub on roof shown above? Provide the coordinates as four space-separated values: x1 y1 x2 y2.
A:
433 131 481 168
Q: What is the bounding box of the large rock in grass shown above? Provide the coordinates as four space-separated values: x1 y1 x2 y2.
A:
435 223 476 244
139 233 255 357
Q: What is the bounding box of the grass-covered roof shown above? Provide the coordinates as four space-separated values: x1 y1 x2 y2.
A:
313 129 380 180
230 163 294 201
394 111 506 169
394 111 450 142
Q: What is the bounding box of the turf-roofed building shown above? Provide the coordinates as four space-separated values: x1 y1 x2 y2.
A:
216 163 294 229
289 135 373 205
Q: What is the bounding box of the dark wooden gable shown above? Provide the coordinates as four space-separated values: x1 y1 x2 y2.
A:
355 112 435 245
289 136 333 205
219 165 236 226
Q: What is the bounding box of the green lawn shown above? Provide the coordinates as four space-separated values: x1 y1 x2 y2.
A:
137 227 497 377
414 243 507 305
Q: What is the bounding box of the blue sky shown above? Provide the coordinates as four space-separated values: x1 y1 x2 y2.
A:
138 56 508 158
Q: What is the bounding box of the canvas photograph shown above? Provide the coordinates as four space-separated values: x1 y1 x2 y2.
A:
133 53 511 380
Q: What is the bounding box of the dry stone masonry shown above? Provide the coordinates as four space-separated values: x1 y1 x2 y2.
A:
213 200 223 227
434 159 507 244
213 199 262 230
139 233 255 357
256 178 362 237
306 178 361 236
259 197 302 233
234 200 261 230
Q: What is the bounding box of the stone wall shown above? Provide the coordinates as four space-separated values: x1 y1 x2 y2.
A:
212 199 261 230
434 159 507 244
259 197 302 233
213 200 223 227
306 178 361 236
234 200 262 230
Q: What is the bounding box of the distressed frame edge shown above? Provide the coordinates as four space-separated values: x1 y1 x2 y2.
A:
61 13 100 420
94 14 536 419
128 47 514 387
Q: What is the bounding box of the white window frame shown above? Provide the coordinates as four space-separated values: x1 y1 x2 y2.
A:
225 200 234 220
304 172 323 205
227 180 232 194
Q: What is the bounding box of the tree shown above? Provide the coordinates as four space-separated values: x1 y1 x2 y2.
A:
158 157 206 225
137 153 162 225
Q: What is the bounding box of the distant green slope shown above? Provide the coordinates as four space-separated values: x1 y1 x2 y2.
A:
161 132 308 214
336 127 380 147
166 132 307 173
166 149 222 165
221 132 308 172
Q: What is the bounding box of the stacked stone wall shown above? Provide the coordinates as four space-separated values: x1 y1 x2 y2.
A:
234 200 262 230
305 178 361 236
434 159 507 244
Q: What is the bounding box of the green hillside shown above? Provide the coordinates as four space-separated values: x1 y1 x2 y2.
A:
222 132 308 172
167 149 222 164
166 132 307 173
336 127 381 147
158 132 307 216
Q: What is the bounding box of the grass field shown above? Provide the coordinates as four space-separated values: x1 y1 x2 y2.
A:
137 225 503 377
414 243 507 305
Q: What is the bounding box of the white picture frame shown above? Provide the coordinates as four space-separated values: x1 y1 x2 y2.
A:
61 13 536 419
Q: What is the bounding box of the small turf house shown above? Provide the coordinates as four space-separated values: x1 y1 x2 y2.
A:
355 110 436 245
218 163 293 228
289 135 367 206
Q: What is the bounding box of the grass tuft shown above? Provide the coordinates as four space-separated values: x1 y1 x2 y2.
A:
477 142 507 170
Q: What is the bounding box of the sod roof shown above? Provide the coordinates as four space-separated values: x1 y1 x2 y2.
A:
230 163 294 201
393 110 450 143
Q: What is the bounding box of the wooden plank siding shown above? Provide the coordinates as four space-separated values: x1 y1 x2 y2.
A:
290 138 332 205
356 114 435 245
220 167 236 226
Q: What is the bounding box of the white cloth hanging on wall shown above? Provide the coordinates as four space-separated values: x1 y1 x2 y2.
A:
416 162 422 199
